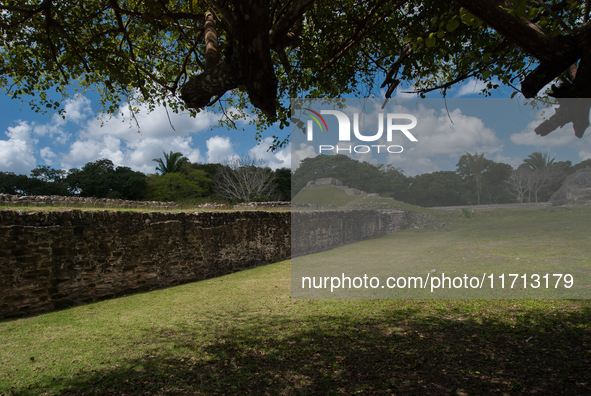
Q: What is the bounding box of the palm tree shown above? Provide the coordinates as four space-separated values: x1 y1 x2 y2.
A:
152 151 188 175
523 151 555 171
522 151 556 202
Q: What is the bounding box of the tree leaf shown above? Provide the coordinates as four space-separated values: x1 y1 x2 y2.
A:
446 19 460 32
425 34 437 48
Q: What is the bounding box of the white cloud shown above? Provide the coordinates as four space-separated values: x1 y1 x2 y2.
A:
80 101 219 141
63 134 206 174
206 136 235 163
344 104 504 175
28 95 217 172
63 95 93 123
130 136 204 174
64 139 104 165
394 87 418 99
510 108 578 147
0 122 37 174
579 147 591 161
290 143 317 170
414 107 503 155
248 137 291 170
491 153 522 169
30 95 92 144
455 79 488 97
40 147 56 165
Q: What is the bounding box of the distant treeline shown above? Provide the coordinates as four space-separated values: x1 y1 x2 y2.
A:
0 155 291 203
292 153 591 207
2 151 590 207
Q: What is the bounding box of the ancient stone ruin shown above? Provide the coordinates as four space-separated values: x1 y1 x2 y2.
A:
304 177 366 196
550 168 591 204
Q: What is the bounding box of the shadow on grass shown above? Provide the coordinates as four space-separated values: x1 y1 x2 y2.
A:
9 303 591 396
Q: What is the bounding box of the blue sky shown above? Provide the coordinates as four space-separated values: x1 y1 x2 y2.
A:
1 78 590 177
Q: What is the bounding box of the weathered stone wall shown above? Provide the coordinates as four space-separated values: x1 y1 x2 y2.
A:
0 194 180 208
0 208 414 319
303 178 366 196
551 168 591 204
291 210 388 257
0 210 290 319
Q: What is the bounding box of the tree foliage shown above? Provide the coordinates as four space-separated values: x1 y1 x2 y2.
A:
1 166 70 196
152 151 189 175
408 171 470 207
457 152 490 205
67 159 147 199
1 0 589 146
146 163 211 201
508 151 565 202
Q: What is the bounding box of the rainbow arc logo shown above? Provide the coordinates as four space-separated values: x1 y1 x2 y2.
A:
304 108 329 133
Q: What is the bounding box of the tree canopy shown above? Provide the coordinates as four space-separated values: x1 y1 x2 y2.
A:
1 0 589 144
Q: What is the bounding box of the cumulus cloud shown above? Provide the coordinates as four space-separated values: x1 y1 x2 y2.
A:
30 95 92 144
578 147 591 162
63 95 93 123
290 143 317 169
341 103 503 175
510 108 578 147
248 137 291 170
35 95 218 171
0 122 37 174
80 101 219 142
394 87 418 99
2 93 291 175
414 107 503 155
455 79 488 97
40 147 57 165
491 153 522 169
206 136 235 163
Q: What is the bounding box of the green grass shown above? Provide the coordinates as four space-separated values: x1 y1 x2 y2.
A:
293 205 591 299
1 206 591 395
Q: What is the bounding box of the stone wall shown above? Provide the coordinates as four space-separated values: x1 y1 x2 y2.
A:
0 208 414 319
551 168 591 204
0 194 180 208
0 210 290 319
303 178 365 196
291 210 388 257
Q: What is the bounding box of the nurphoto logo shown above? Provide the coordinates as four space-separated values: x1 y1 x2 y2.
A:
303 108 418 154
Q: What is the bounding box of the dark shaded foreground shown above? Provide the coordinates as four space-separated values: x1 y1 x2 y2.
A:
7 303 591 395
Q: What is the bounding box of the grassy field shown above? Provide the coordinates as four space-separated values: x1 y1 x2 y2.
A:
1 206 591 395
293 205 591 299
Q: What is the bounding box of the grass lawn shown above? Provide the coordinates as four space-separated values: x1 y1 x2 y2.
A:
293 205 591 299
1 206 591 395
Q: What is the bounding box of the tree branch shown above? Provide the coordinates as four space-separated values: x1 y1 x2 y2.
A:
269 0 315 47
202 0 233 27
454 0 572 64
318 0 405 73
